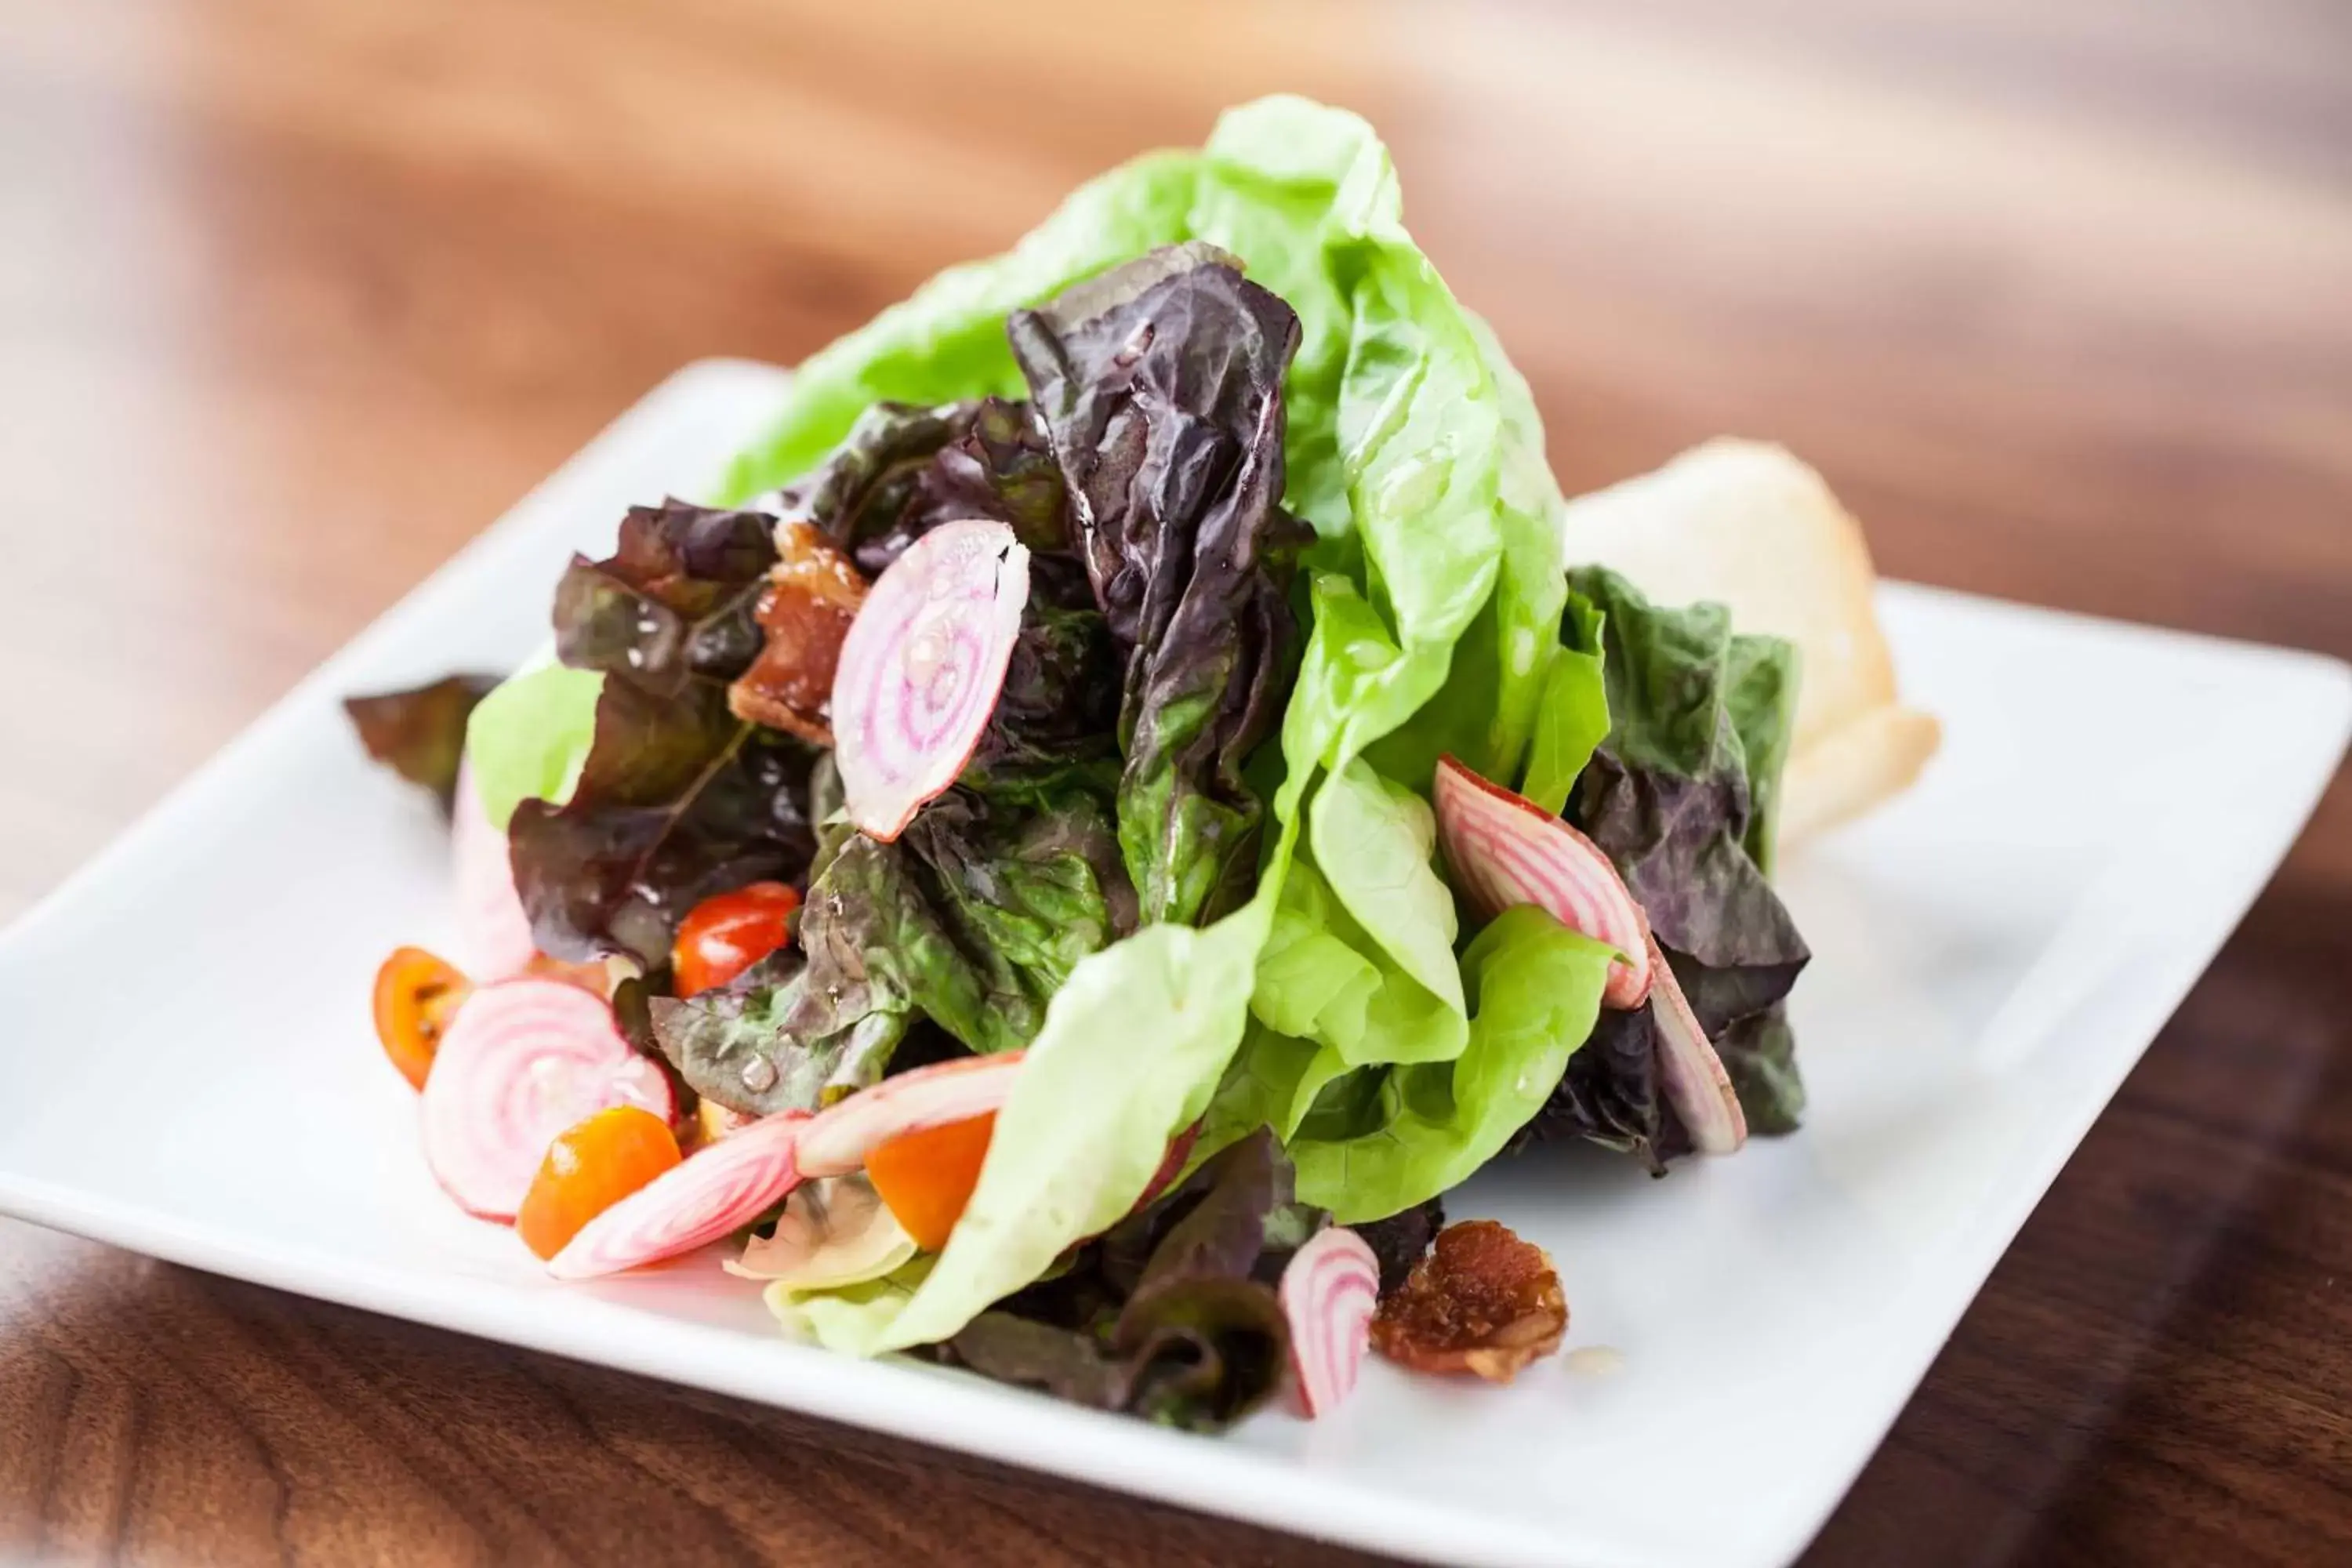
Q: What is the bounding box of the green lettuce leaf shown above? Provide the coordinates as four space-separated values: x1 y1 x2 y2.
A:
768 1258 937 1345
463 660 601 833
1308 760 1462 1016
860 898 1277 1355
1361 313 1570 794
1247 862 1378 1047
1283 907 1615 1221
1520 588 1609 817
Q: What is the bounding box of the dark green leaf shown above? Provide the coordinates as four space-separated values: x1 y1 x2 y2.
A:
1723 631 1800 875
1514 1004 1672 1172
1710 1000 1806 1136
896 397 1078 580
757 399 975 569
1546 567 1811 1142
652 787 1128 1115
960 604 1122 802
652 832 1011 1115
902 787 1138 988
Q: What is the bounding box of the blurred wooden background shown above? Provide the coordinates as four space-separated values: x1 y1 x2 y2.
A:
3 0 2349 1563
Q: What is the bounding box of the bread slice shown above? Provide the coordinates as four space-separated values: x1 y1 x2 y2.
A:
1556 438 1939 847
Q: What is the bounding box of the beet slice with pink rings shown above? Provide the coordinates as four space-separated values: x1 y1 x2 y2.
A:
1280 1225 1381 1417
1644 932 1748 1156
419 976 673 1221
832 518 1030 842
1432 755 1653 1009
547 1110 811 1280
795 1051 1027 1179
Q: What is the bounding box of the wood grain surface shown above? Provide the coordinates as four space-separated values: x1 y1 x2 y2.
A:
4 0 2350 1563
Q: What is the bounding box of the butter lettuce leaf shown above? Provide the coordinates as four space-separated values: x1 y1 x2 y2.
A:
464 660 601 833
1286 907 1615 1221
1521 588 1610 817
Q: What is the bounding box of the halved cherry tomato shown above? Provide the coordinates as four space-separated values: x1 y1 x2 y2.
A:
372 946 471 1091
672 881 800 996
865 1112 996 1253
515 1105 684 1261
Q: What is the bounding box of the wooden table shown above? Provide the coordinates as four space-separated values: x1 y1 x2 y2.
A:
5 1 2349 1562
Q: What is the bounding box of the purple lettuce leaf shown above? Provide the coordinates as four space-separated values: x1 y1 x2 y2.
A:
509 677 818 967
1008 243 1311 927
924 1130 1322 1432
343 673 499 810
553 501 777 697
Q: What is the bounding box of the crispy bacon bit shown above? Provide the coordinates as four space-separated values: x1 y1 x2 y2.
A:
1369 1220 1567 1384
728 521 867 745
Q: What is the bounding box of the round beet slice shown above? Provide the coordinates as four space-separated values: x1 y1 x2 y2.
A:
832 519 1029 841
419 976 673 1221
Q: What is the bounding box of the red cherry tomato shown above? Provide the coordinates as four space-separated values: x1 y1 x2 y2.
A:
672 882 800 996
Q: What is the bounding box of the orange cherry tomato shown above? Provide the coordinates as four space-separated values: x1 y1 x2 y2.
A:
372 946 471 1091
515 1105 684 1261
672 882 801 997
866 1112 996 1254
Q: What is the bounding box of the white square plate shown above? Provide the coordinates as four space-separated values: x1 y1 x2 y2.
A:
3 361 2346 1568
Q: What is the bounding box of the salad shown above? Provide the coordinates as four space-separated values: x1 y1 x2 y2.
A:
345 96 1928 1431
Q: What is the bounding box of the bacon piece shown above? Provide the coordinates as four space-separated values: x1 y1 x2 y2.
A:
728 521 867 745
1368 1219 1567 1383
